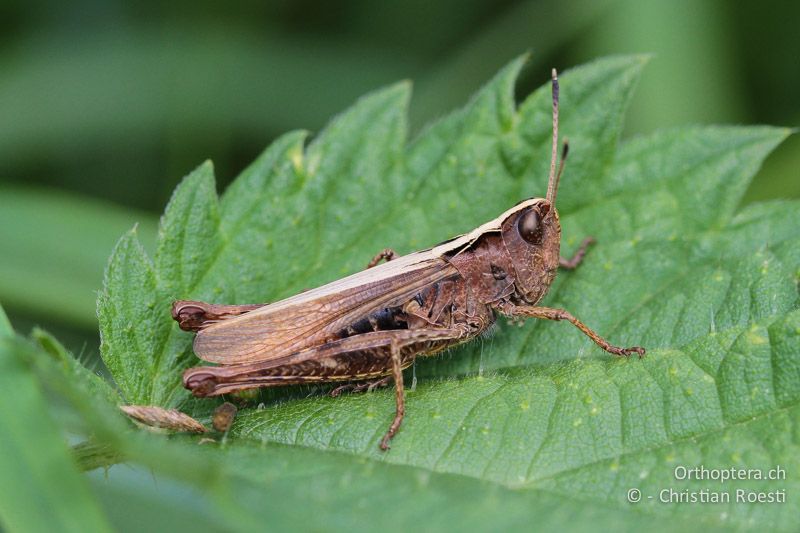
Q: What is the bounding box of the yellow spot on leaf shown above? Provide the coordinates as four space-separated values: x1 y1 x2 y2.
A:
290 147 304 173
746 327 767 345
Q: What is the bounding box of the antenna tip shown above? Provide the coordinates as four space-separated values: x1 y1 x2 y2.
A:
551 68 559 102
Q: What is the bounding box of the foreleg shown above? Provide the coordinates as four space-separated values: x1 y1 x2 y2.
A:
503 305 645 358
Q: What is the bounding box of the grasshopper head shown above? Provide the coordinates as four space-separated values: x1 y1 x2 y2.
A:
500 198 561 304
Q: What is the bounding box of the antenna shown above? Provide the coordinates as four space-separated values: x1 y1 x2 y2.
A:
546 68 560 205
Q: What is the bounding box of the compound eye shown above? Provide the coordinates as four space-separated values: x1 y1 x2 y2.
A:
517 209 544 245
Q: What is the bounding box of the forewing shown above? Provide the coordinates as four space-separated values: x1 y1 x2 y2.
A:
193 251 456 363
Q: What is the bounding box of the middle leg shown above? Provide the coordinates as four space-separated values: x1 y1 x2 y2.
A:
366 248 397 269
330 376 391 397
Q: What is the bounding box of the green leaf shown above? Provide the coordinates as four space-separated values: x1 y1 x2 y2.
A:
87 438 715 533
97 56 797 529
0 335 112 532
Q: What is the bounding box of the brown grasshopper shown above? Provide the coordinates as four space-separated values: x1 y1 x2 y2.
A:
173 69 645 450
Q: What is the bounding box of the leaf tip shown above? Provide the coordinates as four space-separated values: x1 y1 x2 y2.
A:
383 79 413 107
109 225 145 254
168 160 218 201
190 159 217 185
199 159 215 173
97 224 153 316
504 53 529 80
510 51 531 70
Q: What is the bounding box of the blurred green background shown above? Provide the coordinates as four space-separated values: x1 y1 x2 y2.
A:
1 0 798 359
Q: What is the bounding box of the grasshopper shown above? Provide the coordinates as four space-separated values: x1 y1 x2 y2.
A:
173 69 645 450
